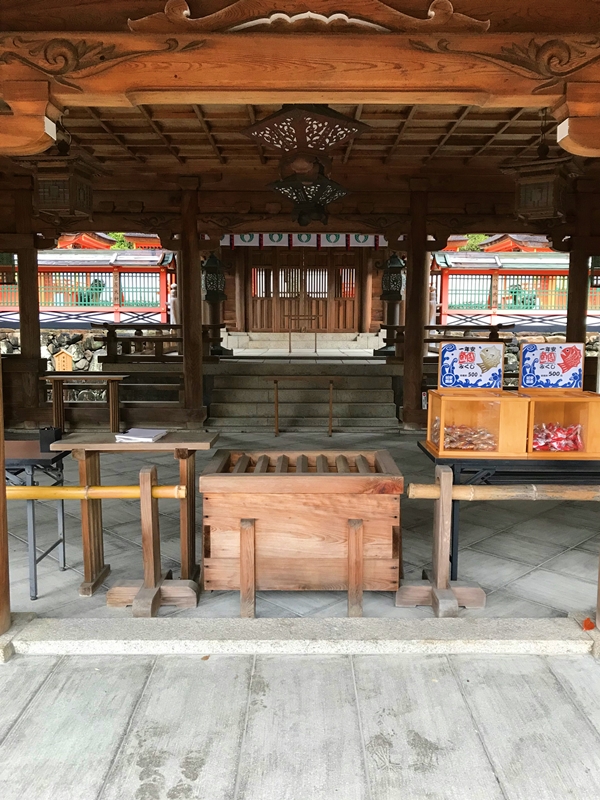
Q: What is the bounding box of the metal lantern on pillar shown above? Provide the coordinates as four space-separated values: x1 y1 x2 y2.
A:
0 253 16 285
202 252 227 303
380 252 406 301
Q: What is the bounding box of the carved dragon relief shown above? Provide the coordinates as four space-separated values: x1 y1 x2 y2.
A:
128 0 491 34
0 37 205 92
410 37 600 92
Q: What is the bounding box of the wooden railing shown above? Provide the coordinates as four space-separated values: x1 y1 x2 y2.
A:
92 322 226 363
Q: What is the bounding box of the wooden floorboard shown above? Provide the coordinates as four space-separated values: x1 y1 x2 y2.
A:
0 655 154 800
353 654 505 799
100 655 253 800
235 655 368 800
450 655 600 800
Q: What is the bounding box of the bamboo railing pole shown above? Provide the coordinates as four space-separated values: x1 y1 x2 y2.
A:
408 484 600 502
5 485 187 501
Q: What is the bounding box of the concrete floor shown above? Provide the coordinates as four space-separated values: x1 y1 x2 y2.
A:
5 429 600 620
2 651 600 799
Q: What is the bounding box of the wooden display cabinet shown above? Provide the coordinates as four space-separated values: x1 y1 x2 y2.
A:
426 389 530 458
523 390 600 459
199 449 403 617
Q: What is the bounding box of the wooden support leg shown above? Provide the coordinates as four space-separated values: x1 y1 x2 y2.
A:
74 450 110 596
108 380 120 433
396 465 485 615
328 380 333 437
176 449 199 582
348 518 363 617
53 379 65 431
274 380 279 437
240 518 256 618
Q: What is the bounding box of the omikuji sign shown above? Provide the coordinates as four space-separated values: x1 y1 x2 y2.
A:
520 343 584 390
439 342 504 389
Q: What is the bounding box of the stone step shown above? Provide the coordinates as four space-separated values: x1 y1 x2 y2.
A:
205 417 399 429
211 389 395 404
209 402 398 419
211 375 395 390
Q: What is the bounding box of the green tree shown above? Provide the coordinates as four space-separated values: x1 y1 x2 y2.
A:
109 232 133 250
460 234 489 252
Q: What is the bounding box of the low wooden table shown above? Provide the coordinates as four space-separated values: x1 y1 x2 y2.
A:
41 373 128 433
51 431 219 596
200 449 403 617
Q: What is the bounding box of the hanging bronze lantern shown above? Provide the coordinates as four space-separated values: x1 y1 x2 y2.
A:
380 253 406 301
202 252 227 303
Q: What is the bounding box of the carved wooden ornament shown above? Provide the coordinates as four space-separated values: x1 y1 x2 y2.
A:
128 0 491 34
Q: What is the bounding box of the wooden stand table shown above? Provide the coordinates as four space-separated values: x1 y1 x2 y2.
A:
200 449 403 617
51 431 219 596
41 374 128 433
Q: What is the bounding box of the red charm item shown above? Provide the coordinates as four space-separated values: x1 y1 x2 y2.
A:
582 617 595 631
532 422 584 452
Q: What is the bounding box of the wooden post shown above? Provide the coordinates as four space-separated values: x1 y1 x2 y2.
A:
132 465 169 617
107 379 120 433
179 179 203 415
274 379 279 436
329 379 333 437
15 190 41 410
348 518 364 617
51 378 65 430
240 518 256 618
403 181 429 426
360 252 373 333
0 358 10 635
235 249 246 332
74 450 110 596
567 193 592 343
430 465 458 617
176 448 198 582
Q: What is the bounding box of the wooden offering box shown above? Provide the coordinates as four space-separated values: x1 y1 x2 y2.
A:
200 450 403 617
523 391 600 459
426 389 530 458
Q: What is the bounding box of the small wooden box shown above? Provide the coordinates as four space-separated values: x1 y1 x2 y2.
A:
426 389 530 458
523 390 600 459
199 450 403 615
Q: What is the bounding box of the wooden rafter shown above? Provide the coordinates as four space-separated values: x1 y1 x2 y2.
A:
342 105 363 165
466 108 525 163
137 105 185 165
505 121 560 163
425 106 472 162
246 105 266 165
384 107 417 164
86 108 145 163
192 105 225 165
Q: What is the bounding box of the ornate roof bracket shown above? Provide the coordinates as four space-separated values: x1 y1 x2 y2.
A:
128 0 490 34
0 81 59 156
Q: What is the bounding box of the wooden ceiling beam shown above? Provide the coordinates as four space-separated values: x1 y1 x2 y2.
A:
246 105 267 165
342 105 363 165
137 105 185 165
466 109 526 162
505 121 560 162
384 107 417 165
86 107 145 163
425 107 472 162
192 104 226 165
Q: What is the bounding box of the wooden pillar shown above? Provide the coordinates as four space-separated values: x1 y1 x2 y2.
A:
403 181 429 426
360 252 373 334
0 358 10 634
567 191 592 344
179 179 203 413
15 190 40 409
234 249 246 332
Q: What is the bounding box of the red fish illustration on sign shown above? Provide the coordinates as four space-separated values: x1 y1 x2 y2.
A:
558 346 582 374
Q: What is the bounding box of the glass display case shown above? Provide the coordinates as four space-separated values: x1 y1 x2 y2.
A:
426 389 530 458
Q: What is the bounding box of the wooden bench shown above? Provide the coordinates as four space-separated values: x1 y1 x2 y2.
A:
200 449 404 617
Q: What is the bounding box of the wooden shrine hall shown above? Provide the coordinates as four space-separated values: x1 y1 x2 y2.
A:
2 0 600 433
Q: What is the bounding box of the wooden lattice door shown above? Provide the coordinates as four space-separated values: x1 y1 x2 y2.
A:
247 248 360 333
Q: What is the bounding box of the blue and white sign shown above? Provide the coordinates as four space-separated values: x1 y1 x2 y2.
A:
439 342 504 389
520 343 584 390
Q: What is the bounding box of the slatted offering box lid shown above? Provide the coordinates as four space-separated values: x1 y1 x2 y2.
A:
200 450 404 494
